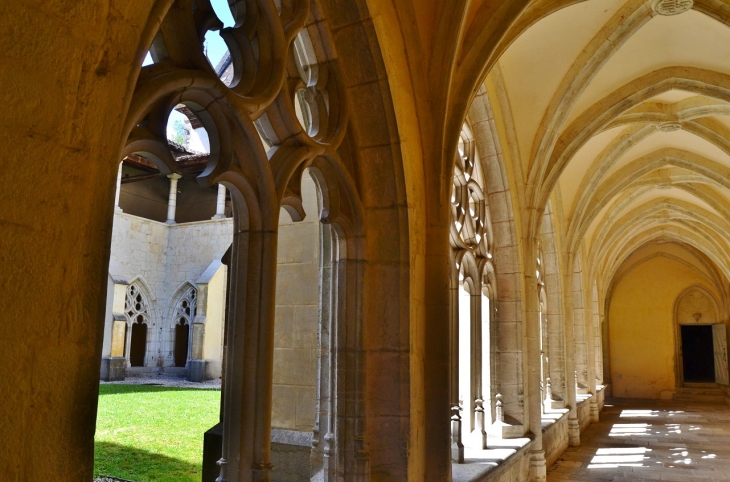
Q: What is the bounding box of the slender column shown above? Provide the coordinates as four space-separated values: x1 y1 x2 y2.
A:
526 240 546 482
166 173 182 224
471 290 487 449
218 222 278 482
212 184 227 219
114 162 124 212
450 256 464 463
585 284 599 423
563 256 580 446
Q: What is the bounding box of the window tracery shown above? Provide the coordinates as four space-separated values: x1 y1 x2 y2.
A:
122 0 365 478
174 287 198 326
450 125 494 461
125 284 149 326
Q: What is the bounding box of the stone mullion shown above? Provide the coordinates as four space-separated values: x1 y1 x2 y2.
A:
312 221 332 479
450 249 464 463
218 223 279 482
470 278 487 449
332 228 345 481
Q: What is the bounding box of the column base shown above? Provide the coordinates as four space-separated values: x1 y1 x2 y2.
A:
590 400 600 423
202 423 223 482
188 359 222 382
568 417 580 447
165 220 177 225
211 214 226 220
100 356 126 381
529 449 547 482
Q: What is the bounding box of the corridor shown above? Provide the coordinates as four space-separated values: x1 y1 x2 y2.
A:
548 399 730 481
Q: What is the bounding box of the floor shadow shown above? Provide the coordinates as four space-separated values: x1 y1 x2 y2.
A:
95 441 202 482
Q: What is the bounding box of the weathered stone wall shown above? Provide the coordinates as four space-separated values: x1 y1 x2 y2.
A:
543 412 569 467
577 396 593 432
105 212 233 368
272 173 320 432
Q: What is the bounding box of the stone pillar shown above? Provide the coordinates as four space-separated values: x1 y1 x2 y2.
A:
212 184 226 219
563 256 580 447
114 162 124 213
585 285 599 423
526 240 546 482
166 173 182 224
218 222 278 482
450 258 464 463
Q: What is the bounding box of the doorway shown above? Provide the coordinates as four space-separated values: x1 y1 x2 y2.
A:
174 323 189 367
130 323 148 367
681 325 715 382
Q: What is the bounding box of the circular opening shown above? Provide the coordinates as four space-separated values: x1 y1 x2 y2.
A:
203 30 233 86
166 105 210 154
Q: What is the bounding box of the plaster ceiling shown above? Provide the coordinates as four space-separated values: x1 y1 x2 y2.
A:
486 0 730 289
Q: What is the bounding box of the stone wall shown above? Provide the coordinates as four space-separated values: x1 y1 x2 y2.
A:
543 412 569 467
104 212 233 370
272 173 320 432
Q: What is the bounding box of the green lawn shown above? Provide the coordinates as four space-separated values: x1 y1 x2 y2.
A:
94 384 221 482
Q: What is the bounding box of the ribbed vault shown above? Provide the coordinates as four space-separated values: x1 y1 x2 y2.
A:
484 0 730 304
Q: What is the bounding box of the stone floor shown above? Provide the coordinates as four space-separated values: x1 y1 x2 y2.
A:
548 398 730 481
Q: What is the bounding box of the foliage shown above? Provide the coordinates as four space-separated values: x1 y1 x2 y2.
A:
170 119 186 145
94 384 220 482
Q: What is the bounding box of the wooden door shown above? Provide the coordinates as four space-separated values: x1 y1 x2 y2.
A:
712 324 729 385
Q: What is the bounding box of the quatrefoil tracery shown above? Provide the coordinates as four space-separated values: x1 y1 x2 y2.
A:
451 134 492 260
123 0 356 229
125 284 149 325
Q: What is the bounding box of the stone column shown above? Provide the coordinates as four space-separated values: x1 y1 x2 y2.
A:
526 240 546 482
212 184 226 219
450 255 464 463
166 173 182 224
585 285 599 423
218 222 279 482
562 256 580 446
114 162 124 213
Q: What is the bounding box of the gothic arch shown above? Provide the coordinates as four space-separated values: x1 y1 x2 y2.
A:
124 278 157 368
167 282 198 368
468 88 526 426
116 0 415 480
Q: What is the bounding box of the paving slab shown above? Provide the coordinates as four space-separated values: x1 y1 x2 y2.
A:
548 398 730 481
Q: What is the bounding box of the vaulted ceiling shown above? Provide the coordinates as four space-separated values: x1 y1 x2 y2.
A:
486 0 730 291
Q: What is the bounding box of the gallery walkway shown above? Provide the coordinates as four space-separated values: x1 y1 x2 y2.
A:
547 398 730 481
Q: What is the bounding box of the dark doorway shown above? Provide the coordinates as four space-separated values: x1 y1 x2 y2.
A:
174 324 189 367
130 323 147 367
681 325 715 382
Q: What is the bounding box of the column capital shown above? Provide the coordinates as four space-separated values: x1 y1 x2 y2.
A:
167 173 182 181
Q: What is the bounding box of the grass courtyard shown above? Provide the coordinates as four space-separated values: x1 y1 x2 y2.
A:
94 384 221 482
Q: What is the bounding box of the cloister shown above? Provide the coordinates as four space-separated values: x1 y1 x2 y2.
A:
3 0 730 481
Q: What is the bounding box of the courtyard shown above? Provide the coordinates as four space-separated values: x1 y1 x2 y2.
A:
94 380 221 482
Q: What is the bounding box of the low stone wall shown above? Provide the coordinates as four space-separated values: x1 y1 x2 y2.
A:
577 396 592 431
543 411 569 467
482 453 530 482
270 429 312 482
456 389 607 482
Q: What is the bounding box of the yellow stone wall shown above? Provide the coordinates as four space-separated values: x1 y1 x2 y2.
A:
272 173 320 432
608 256 714 398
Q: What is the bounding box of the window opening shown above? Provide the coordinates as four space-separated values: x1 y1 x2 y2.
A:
125 284 150 367
174 287 197 368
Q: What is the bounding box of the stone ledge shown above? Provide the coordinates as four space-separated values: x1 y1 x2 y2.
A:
452 437 531 482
